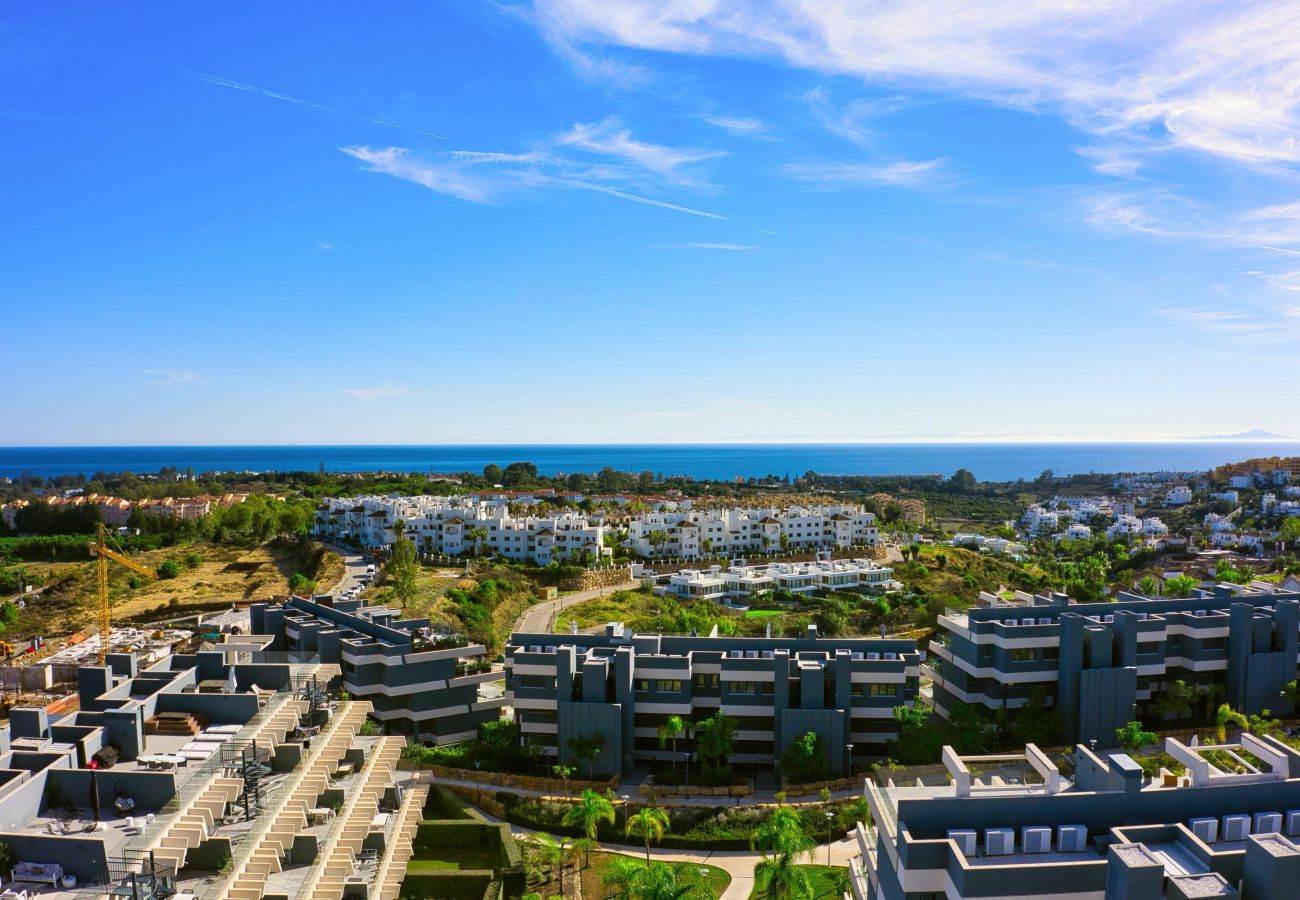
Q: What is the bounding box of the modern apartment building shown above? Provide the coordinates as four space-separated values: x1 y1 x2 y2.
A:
926 586 1300 748
0 646 422 900
624 504 879 558
312 495 608 563
856 733 1300 899
251 596 506 744
661 558 900 604
504 623 920 777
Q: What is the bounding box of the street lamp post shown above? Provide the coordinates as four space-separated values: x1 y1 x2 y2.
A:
846 743 855 777
621 794 630 836
825 811 834 867
474 759 483 806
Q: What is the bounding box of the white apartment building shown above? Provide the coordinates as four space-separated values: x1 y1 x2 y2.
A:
313 495 608 563
1059 523 1092 541
1021 505 1060 536
1211 490 1240 504
624 504 878 558
951 533 1027 556
662 557 899 604
1165 485 1193 506
1205 512 1236 533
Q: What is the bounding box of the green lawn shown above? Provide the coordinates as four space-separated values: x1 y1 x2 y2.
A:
582 851 731 899
744 609 784 619
406 848 501 872
750 864 849 899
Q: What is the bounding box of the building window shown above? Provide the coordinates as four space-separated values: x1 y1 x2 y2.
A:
729 681 757 694
636 679 651 692
658 679 683 692
1011 649 1036 662
868 683 896 697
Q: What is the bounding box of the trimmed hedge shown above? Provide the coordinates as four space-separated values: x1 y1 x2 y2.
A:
423 784 481 821
399 869 496 900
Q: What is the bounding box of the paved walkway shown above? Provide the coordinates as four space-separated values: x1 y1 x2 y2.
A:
513 580 639 634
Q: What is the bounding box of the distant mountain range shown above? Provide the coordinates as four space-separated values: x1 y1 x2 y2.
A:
1187 428 1293 440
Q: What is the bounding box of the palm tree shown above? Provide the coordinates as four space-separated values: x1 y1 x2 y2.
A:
657 715 686 776
562 789 615 867
754 851 814 900
468 526 488 557
520 832 562 889
626 806 670 863
1216 703 1248 743
632 862 712 900
599 856 642 899
752 808 815 900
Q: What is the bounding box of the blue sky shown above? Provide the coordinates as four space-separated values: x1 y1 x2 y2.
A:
3 1 1300 445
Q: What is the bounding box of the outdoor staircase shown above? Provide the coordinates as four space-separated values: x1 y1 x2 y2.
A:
300 735 405 900
371 782 428 900
215 701 373 900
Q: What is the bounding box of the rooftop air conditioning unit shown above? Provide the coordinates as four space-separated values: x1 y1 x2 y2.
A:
1056 825 1087 852
1222 814 1250 842
984 828 1014 856
1285 811 1300 837
947 829 977 856
1189 817 1218 843
1254 812 1283 835
1022 827 1051 854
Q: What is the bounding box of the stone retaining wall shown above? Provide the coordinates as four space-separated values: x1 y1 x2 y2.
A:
399 761 617 795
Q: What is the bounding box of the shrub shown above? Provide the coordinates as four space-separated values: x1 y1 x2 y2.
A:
156 560 181 579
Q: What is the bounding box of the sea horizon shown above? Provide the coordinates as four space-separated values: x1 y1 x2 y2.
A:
3 441 1298 483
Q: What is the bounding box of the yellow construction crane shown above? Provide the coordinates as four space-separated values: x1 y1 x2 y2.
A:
89 522 155 664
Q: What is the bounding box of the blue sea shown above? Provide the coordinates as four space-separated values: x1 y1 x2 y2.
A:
1 443 1297 483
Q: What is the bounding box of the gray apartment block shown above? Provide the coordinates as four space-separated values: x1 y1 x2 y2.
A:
251 596 506 743
927 586 1300 748
505 623 920 777
856 733 1300 899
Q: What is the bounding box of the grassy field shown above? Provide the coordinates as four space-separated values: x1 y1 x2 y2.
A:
750 864 849 899
406 848 501 871
360 564 465 623
8 539 342 637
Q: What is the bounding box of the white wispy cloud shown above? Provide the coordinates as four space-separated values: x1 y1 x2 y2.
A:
660 241 759 251
557 116 725 184
780 158 945 189
341 146 497 202
143 369 209 387
341 121 730 219
180 68 445 140
528 0 1300 171
343 383 420 400
703 114 771 137
190 72 333 111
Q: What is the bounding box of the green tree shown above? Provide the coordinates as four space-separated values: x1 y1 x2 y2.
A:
626 806 670 863
1137 575 1162 596
520 832 562 886
156 559 181 579
1165 574 1198 598
694 712 735 784
288 572 316 595
482 464 504 485
779 731 830 783
888 704 943 764
561 790 615 867
386 534 418 612
551 764 575 796
1115 721 1157 754
567 733 606 780
1153 679 1196 721
657 715 686 776
468 526 489 557
751 808 815 900
1216 703 1248 742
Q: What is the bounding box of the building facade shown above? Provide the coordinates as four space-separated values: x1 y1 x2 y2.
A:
927 586 1300 748
624 504 879 559
505 623 919 777
313 494 608 563
251 596 506 744
856 733 1300 899
661 558 900 604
